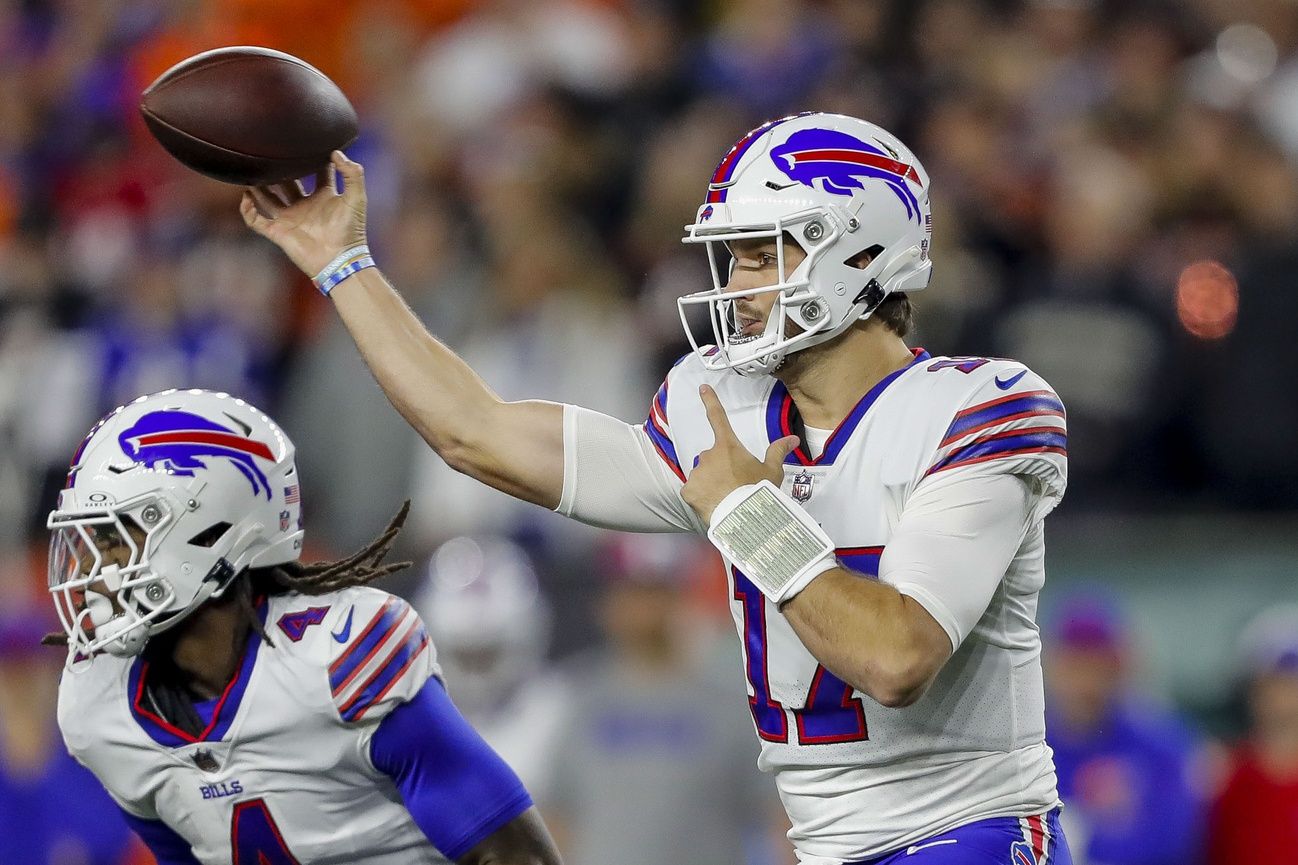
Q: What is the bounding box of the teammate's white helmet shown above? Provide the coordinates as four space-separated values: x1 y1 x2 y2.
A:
415 536 550 717
47 389 304 663
679 112 933 376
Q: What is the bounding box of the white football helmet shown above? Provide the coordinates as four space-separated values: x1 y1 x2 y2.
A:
415 536 550 718
47 389 304 664
679 112 933 375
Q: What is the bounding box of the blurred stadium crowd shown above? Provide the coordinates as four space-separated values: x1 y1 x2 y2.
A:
1 0 1297 863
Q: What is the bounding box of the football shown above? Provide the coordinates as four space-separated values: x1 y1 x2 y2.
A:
140 46 359 186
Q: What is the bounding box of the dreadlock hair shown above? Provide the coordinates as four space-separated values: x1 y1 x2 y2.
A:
42 500 413 652
240 499 413 648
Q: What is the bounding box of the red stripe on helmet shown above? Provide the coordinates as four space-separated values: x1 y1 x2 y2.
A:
785 149 923 185
134 430 275 461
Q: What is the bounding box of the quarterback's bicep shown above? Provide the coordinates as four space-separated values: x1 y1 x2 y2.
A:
555 404 703 533
879 472 1034 651
370 678 533 859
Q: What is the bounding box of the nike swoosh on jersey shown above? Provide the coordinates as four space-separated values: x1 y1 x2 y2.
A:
906 839 958 855
331 607 355 643
995 370 1028 390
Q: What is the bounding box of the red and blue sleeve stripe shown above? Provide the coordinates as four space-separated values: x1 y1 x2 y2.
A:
329 597 408 697
940 390 1065 446
338 623 430 722
929 427 1068 475
643 377 685 481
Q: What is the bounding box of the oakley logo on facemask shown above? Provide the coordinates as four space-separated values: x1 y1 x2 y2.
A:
769 128 923 222
119 411 275 499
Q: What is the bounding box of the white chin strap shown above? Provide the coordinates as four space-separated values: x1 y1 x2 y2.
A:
85 565 150 658
95 616 151 658
727 330 786 377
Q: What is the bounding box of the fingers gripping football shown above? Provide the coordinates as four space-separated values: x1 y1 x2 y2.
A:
682 385 799 523
240 150 368 278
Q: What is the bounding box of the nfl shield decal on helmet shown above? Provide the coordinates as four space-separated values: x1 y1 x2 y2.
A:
792 470 814 504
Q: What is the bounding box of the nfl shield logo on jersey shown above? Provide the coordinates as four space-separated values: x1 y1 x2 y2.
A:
791 470 814 503
192 749 220 772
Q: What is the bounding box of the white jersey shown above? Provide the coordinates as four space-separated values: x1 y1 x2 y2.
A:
58 586 445 864
642 349 1068 862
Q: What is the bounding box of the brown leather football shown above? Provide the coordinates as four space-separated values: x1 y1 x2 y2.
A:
140 46 359 186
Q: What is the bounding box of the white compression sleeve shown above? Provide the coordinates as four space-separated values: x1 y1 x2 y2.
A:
878 472 1036 652
554 404 704 534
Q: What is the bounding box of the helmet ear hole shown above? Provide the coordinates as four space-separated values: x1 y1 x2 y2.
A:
188 522 233 548
845 244 885 270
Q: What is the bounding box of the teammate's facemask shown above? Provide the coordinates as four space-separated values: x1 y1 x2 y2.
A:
47 389 304 666
679 112 934 376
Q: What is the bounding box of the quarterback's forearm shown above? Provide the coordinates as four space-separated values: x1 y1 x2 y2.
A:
782 472 1036 708
330 267 564 508
781 571 951 708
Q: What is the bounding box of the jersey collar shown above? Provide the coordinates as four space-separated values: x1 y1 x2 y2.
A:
127 597 268 748
766 348 931 466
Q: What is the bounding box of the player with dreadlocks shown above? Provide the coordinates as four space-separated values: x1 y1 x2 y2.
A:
46 389 561 865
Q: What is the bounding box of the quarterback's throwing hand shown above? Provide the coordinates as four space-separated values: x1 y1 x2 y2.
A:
240 150 368 278
682 384 799 523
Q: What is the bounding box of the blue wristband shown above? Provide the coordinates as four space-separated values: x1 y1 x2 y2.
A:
313 244 374 296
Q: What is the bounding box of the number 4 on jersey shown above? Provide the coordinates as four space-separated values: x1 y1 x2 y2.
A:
733 547 881 745
232 799 302 865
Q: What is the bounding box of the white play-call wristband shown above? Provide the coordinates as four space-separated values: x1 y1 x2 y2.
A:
707 480 837 606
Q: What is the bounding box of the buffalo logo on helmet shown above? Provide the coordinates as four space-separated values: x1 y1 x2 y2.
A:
768 128 924 223
699 204 714 221
118 411 276 499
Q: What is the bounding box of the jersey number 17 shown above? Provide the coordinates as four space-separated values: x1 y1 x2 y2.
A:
732 548 880 745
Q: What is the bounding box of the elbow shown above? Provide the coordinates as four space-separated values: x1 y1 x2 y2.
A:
413 404 496 478
863 648 947 709
436 433 483 477
870 674 929 709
